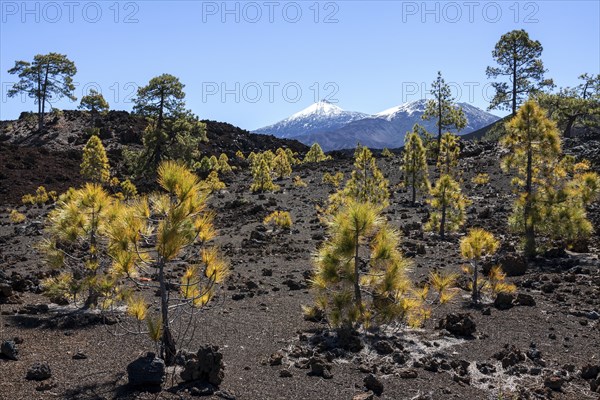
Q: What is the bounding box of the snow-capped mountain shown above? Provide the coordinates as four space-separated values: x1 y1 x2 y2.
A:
254 99 500 151
253 100 369 139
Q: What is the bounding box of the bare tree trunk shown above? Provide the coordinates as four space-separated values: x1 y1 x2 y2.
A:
158 259 176 365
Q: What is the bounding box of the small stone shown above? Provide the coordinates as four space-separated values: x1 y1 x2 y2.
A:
494 292 515 310
1 340 18 360
26 362 52 381
308 356 333 379
279 369 292 378
352 392 374 400
72 352 87 360
180 345 224 387
544 375 564 391
400 369 418 379
269 352 283 366
35 380 56 391
581 364 599 380
127 353 165 389
438 313 476 337
364 374 383 396
515 293 536 306
373 340 394 355
190 383 215 396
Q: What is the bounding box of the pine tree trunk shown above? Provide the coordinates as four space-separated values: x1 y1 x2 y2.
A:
158 259 176 365
436 97 442 163
564 116 576 138
440 203 446 240
439 185 447 240
524 147 536 259
83 213 99 309
471 261 478 303
353 232 362 314
512 56 517 116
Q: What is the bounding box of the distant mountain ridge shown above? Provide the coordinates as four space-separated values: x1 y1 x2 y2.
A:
254 99 500 151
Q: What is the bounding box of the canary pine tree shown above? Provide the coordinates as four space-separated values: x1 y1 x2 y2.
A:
460 228 499 303
79 88 109 126
486 30 552 116
501 100 561 258
81 134 110 184
250 154 279 192
402 129 429 205
304 143 329 163
7 53 77 131
422 72 467 158
437 133 460 177
42 183 115 307
218 153 233 174
344 145 390 208
272 150 292 179
536 158 600 248
426 174 469 240
200 170 226 193
311 201 418 328
106 161 228 365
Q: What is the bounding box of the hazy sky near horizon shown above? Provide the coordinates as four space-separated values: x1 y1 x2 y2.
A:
1 0 598 130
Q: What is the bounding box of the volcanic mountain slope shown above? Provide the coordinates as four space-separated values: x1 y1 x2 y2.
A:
0 110 307 204
0 110 307 154
255 99 501 150
0 130 599 399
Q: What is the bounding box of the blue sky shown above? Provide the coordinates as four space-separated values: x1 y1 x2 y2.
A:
1 1 598 130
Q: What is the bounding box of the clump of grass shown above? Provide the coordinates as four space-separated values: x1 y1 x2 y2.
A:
264 210 292 229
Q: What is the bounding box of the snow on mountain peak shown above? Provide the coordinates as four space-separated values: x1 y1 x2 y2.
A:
289 100 345 120
374 99 428 120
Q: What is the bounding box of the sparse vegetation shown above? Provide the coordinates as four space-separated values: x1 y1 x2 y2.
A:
81 134 110 183
304 143 330 163
322 171 344 188
201 170 226 193
311 200 421 328
460 228 500 303
293 175 308 188
426 175 470 239
472 173 490 186
272 149 292 179
9 209 26 223
250 153 279 193
263 210 292 229
402 128 430 205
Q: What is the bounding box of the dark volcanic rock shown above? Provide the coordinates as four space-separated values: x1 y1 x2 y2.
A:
581 364 599 380
493 345 526 369
494 292 515 310
1 340 18 360
26 362 52 381
515 293 536 306
127 352 165 389
544 375 564 391
363 374 383 395
308 356 333 379
438 313 476 337
180 345 225 387
497 253 527 277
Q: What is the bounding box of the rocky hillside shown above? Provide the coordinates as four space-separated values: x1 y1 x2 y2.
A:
0 110 308 155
